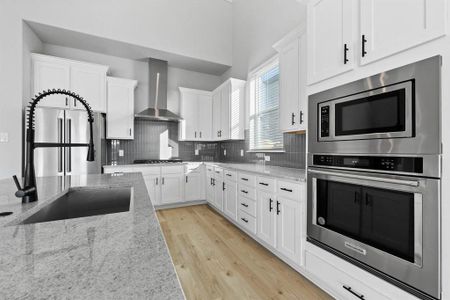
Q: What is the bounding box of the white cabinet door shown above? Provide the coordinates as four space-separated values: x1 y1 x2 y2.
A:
143 174 161 206
106 77 136 140
185 172 204 201
179 90 198 140
307 0 353 84
70 63 107 112
220 82 231 140
223 179 237 220
212 91 221 140
33 59 71 109
206 176 215 205
197 94 212 140
214 178 224 211
276 196 302 264
161 173 184 204
257 191 276 248
279 38 300 132
360 0 446 65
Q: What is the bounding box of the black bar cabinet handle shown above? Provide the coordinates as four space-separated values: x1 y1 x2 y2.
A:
291 112 295 125
241 218 248 223
241 203 248 208
343 285 365 300
362 35 367 57
299 110 304 124
280 187 292 192
259 182 268 186
241 190 248 194
226 174 232 177
344 43 349 64
276 201 280 215
241 177 248 181
269 198 273 212
223 182 225 191
186 176 188 183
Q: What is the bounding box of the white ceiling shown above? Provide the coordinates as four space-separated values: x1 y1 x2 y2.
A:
27 21 231 76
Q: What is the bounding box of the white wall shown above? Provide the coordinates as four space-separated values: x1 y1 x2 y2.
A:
224 0 305 80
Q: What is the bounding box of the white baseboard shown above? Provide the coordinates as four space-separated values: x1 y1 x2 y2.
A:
154 199 207 210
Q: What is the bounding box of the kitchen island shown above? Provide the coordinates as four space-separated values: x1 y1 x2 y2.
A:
0 173 185 299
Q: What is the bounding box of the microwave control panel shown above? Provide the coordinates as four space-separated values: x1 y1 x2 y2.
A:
320 105 330 137
313 155 423 174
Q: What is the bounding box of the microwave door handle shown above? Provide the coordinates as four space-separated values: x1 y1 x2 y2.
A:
308 169 420 187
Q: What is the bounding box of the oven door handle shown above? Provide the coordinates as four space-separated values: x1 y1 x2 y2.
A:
308 169 420 187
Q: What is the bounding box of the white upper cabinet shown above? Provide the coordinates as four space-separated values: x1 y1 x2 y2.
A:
32 56 71 109
70 62 108 112
359 0 446 65
212 78 246 141
31 54 109 111
274 27 307 132
179 88 212 141
106 77 137 140
307 0 354 84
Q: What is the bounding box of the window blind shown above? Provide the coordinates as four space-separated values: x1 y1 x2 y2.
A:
249 60 283 150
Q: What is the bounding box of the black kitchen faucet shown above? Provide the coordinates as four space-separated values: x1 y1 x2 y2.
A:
12 89 95 203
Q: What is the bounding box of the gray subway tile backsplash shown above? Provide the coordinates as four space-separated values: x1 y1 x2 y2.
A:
107 120 306 169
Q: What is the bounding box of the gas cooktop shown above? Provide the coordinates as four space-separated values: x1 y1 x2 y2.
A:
133 159 183 164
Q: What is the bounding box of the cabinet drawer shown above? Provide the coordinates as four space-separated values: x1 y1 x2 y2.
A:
237 209 256 234
239 172 256 187
305 251 388 300
161 165 185 174
214 167 224 177
224 169 237 181
256 176 276 192
238 196 256 217
277 180 301 200
238 185 256 201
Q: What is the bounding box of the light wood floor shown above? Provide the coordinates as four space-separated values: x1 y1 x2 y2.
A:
157 205 331 300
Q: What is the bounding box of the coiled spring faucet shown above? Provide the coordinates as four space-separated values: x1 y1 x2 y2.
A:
13 89 95 203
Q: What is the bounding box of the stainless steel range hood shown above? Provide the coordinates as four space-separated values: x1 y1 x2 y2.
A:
135 58 182 122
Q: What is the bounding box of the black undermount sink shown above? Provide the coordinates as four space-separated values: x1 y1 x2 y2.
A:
19 187 131 225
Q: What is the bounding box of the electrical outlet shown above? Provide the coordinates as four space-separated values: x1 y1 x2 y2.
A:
224 149 227 156
0 132 8 143
195 149 199 155
264 155 270 161
240 149 244 156
118 149 124 157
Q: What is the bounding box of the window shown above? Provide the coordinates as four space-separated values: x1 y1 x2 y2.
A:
248 58 283 150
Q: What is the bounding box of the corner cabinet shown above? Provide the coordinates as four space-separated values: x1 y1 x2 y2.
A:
106 77 137 140
306 0 446 84
31 54 109 111
178 88 212 141
212 78 246 141
274 27 307 132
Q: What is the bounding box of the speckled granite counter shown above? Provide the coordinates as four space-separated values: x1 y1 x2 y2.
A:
205 163 306 182
0 173 185 299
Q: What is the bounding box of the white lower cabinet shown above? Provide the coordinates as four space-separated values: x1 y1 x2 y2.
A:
143 174 161 206
214 176 224 211
257 191 276 248
223 179 237 220
185 171 204 201
206 175 215 205
276 196 302 264
160 173 184 205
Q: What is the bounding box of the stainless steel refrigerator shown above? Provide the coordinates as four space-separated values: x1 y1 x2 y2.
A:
31 107 105 177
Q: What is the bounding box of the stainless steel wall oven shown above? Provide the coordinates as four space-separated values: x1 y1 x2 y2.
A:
307 56 441 300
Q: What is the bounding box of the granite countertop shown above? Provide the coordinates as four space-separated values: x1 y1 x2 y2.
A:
103 162 306 182
205 162 306 182
0 173 184 299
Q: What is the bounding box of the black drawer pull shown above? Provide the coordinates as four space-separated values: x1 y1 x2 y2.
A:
226 174 232 177
362 35 367 57
241 190 248 194
280 187 293 192
276 201 280 215
269 198 273 212
343 285 365 300
241 203 249 208
241 217 248 223
241 177 248 181
216 171 220 174
259 182 268 186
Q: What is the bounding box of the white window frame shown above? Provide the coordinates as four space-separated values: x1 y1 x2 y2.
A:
247 56 284 151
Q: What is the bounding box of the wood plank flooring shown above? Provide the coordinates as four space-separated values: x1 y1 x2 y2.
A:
157 205 331 300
